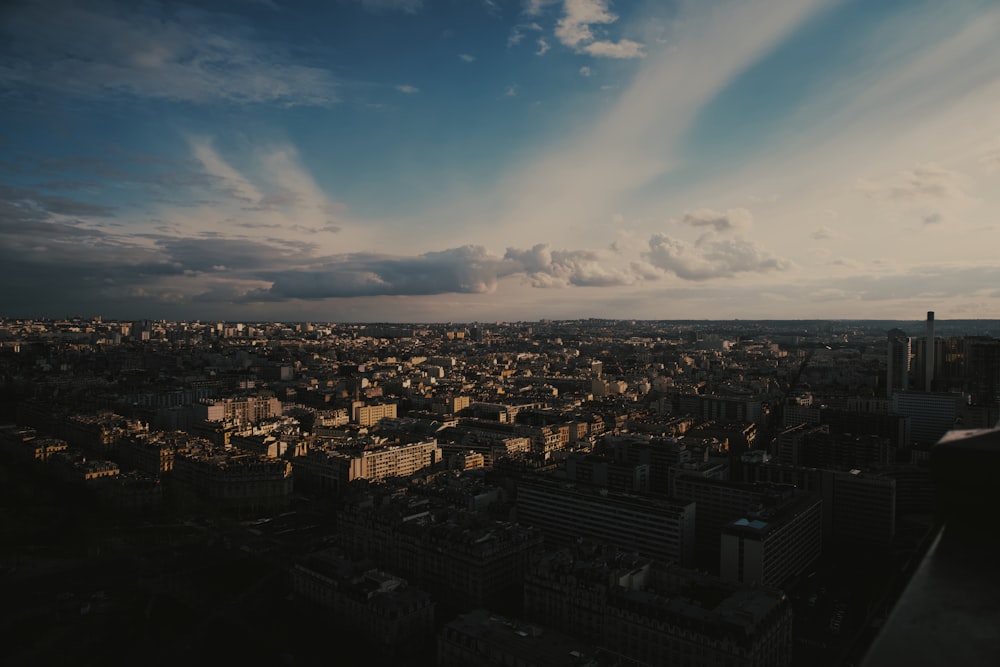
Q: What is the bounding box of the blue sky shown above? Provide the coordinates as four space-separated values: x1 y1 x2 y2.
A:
2 0 999 322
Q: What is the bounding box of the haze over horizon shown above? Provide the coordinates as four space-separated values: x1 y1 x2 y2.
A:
3 0 999 323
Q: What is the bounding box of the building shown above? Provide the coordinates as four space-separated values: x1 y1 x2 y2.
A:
352 401 398 427
193 395 282 424
886 328 911 396
173 450 293 512
829 470 896 545
516 477 696 566
524 547 794 667
674 476 798 573
293 439 440 492
677 394 764 424
891 391 964 446
337 497 544 608
720 494 822 589
291 550 434 658
438 609 606 667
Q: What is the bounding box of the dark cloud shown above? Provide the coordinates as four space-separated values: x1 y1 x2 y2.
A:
246 246 504 300
153 236 311 274
0 183 116 218
0 0 339 106
679 208 752 233
242 243 655 302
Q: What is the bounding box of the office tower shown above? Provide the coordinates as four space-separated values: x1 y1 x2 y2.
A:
926 311 935 391
886 328 911 397
720 494 822 588
891 391 964 446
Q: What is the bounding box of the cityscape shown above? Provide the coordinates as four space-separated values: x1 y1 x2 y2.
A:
3 0 1000 664
1 313 998 665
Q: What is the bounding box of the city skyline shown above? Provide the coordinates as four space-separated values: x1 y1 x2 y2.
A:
2 0 1000 323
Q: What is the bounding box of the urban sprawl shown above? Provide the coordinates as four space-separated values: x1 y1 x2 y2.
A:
2 314 998 666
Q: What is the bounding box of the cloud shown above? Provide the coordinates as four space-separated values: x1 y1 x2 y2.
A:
524 0 560 17
679 208 753 233
579 66 591 76
536 39 551 56
858 164 969 202
922 212 943 225
645 233 792 281
580 39 644 59
508 22 542 47
459 53 476 63
554 0 644 59
811 226 841 240
0 0 339 106
981 141 1000 168
504 84 520 97
395 84 419 94
0 183 117 218
240 242 656 302
503 243 643 287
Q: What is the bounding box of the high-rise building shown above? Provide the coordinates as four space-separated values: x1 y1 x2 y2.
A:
720 494 823 588
886 328 911 397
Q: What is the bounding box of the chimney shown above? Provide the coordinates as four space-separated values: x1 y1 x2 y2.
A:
926 311 935 392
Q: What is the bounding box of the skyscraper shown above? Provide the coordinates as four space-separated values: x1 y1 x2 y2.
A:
886 328 911 397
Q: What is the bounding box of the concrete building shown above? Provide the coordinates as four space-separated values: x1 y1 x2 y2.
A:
516 477 696 565
524 547 794 667
438 609 606 667
674 476 798 573
886 328 911 397
337 498 543 608
720 494 822 589
291 550 434 658
193 395 282 424
677 393 764 424
352 401 398 427
891 391 964 446
293 439 440 492
829 470 896 546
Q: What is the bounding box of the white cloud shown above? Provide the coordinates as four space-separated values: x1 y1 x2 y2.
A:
508 22 543 47
459 53 476 63
504 84 519 97
581 39 644 59
645 233 792 281
536 38 551 56
554 0 644 59
579 66 591 76
395 84 419 93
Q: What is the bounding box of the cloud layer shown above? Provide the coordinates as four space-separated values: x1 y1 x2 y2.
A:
0 0 338 106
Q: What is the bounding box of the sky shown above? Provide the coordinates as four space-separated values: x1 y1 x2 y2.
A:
2 0 999 323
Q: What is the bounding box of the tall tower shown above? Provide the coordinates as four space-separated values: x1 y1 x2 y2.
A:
925 311 935 392
886 328 910 397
